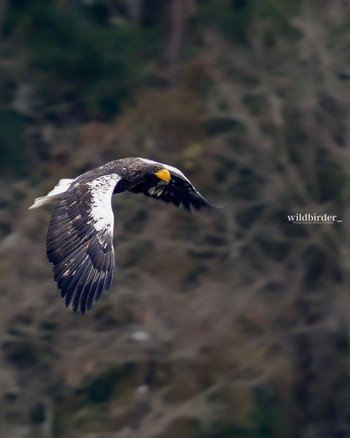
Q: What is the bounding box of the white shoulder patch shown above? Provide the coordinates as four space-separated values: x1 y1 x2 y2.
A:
87 174 121 233
29 178 75 209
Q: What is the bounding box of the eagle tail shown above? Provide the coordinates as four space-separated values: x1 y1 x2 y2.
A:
29 178 74 209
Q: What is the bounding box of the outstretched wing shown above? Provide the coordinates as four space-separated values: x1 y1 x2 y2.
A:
46 174 121 313
132 159 213 211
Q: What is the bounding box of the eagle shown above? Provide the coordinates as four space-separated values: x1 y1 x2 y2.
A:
29 157 213 313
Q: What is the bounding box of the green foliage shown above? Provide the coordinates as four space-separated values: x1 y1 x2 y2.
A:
3 0 156 119
0 110 27 175
198 0 253 45
88 368 119 403
29 402 45 425
242 94 268 116
252 388 292 438
2 338 37 366
198 0 301 45
205 117 245 136
88 363 137 403
196 386 296 438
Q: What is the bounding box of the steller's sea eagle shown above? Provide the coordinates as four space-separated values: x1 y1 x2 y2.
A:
29 157 213 313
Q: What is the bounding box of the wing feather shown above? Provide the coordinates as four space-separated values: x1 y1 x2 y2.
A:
72 265 97 313
47 173 121 313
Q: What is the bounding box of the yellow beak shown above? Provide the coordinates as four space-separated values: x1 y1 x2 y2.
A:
155 168 171 184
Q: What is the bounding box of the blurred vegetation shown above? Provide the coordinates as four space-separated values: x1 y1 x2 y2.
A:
0 110 27 175
198 0 301 45
0 0 349 437
3 0 157 121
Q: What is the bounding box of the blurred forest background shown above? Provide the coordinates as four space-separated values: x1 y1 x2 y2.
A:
0 0 349 437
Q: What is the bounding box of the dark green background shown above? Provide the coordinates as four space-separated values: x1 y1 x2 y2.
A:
0 1 348 437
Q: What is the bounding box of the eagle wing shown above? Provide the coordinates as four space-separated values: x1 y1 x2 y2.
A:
131 160 213 211
46 174 121 313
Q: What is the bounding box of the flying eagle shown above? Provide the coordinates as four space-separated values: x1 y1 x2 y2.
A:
29 157 213 313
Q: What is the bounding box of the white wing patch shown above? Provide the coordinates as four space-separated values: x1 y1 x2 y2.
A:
87 174 121 233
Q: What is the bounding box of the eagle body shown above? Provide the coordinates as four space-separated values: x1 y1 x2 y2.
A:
30 157 212 313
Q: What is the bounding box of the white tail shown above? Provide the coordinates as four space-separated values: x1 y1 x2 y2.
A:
29 178 74 209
